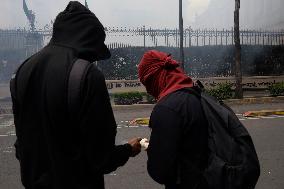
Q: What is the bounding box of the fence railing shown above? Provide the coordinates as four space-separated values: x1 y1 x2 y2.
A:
105 27 284 48
1 27 284 51
0 29 43 55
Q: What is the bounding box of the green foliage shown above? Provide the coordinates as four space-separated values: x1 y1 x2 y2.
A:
268 82 284 96
113 92 157 105
112 82 236 105
143 93 157 104
205 83 233 100
114 91 143 105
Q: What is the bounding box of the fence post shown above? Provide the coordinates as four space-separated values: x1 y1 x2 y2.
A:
197 29 199 46
249 30 252 45
143 25 146 48
268 32 270 46
188 28 191 47
225 29 228 45
203 29 206 46
184 29 187 47
232 27 234 45
215 29 218 45
176 28 178 48
221 29 223 45
254 30 257 45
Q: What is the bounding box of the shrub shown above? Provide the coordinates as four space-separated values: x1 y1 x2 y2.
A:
268 82 284 96
145 93 157 104
114 92 143 105
205 83 233 100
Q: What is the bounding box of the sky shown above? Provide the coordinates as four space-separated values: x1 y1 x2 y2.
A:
0 0 211 29
0 0 283 30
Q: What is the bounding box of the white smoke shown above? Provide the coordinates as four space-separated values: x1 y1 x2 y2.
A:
185 0 211 23
0 0 283 30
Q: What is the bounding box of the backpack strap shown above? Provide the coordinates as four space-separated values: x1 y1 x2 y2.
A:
182 87 201 98
10 58 32 107
68 59 91 120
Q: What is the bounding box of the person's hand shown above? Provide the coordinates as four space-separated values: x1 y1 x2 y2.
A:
128 137 142 157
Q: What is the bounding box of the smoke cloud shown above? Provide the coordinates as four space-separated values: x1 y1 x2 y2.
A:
0 0 283 30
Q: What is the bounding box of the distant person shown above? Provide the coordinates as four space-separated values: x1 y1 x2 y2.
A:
10 2 141 189
138 50 209 189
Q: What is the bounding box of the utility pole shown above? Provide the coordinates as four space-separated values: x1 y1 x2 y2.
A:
179 0 185 70
234 0 243 98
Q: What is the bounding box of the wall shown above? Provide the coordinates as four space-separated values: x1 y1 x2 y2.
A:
106 76 284 94
1 76 283 99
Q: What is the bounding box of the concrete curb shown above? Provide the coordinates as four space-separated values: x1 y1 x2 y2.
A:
224 96 284 105
111 96 284 110
244 109 284 117
0 97 283 114
112 104 155 111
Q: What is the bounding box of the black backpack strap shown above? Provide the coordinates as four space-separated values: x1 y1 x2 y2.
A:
68 59 91 120
182 87 201 98
10 58 32 107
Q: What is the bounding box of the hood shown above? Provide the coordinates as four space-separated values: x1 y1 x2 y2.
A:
138 50 193 100
50 1 111 61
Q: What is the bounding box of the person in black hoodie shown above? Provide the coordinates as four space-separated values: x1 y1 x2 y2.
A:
10 2 141 189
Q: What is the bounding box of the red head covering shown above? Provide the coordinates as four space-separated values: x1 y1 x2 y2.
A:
138 50 193 101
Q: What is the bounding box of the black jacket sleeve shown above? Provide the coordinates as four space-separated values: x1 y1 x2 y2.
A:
147 105 183 185
79 65 132 175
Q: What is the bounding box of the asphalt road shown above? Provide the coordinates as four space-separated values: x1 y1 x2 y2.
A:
0 102 284 189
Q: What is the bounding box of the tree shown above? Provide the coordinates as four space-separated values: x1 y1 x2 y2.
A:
234 0 243 98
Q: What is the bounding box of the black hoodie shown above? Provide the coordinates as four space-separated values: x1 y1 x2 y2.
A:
10 2 132 189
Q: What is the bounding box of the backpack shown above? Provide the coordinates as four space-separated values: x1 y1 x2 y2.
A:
10 58 91 121
185 83 260 189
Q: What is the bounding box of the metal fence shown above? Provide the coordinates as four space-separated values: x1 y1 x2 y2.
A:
0 30 27 50
1 27 284 50
0 29 43 56
1 27 284 82
104 27 284 48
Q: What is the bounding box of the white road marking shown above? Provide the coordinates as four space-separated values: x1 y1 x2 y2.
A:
0 135 8 137
3 150 13 153
120 121 128 123
259 116 279 119
108 173 117 176
246 117 260 120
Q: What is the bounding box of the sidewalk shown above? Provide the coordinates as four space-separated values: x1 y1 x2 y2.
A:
1 95 283 116
112 96 284 110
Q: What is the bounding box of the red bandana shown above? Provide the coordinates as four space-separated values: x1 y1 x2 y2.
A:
138 50 193 101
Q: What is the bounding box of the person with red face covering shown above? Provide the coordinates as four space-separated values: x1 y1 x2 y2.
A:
138 50 209 189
